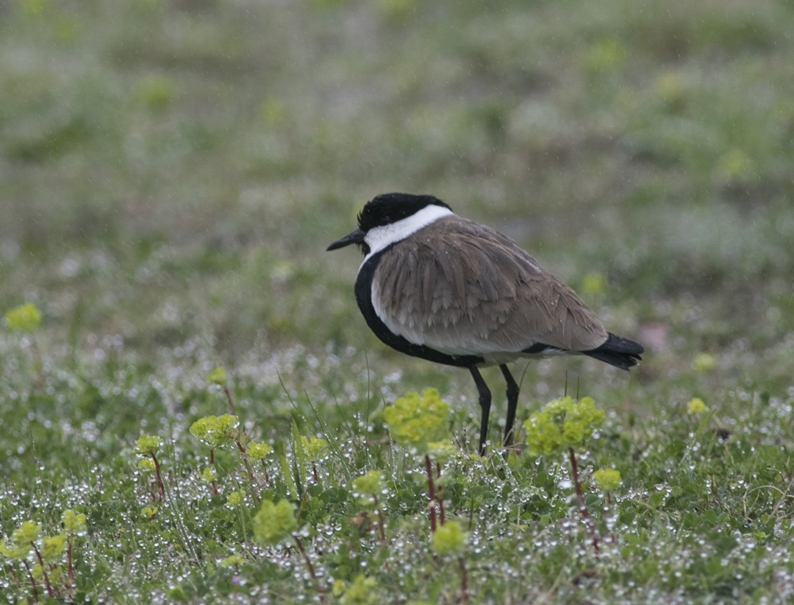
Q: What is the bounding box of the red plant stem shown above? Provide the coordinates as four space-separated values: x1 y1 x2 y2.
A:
6 562 21 587
151 453 165 502
435 462 446 526
605 491 617 545
260 460 271 486
459 557 469 605
372 495 387 546
31 340 44 391
67 540 74 595
222 385 236 416
312 463 320 485
235 440 260 501
209 449 218 496
22 560 39 603
424 455 437 532
568 447 600 554
31 544 53 597
292 535 325 604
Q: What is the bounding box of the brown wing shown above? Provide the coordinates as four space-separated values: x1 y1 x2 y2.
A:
371 215 608 356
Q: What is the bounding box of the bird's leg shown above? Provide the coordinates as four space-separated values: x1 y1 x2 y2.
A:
499 364 520 448
469 367 491 456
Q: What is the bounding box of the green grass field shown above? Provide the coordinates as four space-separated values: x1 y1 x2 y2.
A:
2 0 794 602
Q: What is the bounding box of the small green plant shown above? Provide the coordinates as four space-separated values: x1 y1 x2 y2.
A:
247 441 274 486
4 303 42 332
134 434 165 501
220 552 246 568
198 373 262 497
431 521 469 604
334 573 378 605
687 397 707 414
384 388 451 532
206 367 237 415
301 435 327 483
61 509 86 596
141 506 158 520
0 515 83 601
352 470 387 546
524 396 605 553
4 302 44 387
593 468 622 492
253 499 324 601
190 414 259 498
693 353 717 374
1 520 44 600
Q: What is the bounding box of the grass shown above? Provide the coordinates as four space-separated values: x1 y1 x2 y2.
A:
1 0 794 602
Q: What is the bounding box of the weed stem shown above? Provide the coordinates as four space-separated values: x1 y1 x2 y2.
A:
424 455 437 532
152 453 165 502
22 560 39 603
292 535 325 603
568 447 599 555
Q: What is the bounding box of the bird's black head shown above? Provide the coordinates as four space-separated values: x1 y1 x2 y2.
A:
327 193 451 253
357 193 452 233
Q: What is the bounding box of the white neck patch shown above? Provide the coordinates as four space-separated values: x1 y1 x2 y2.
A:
361 204 453 265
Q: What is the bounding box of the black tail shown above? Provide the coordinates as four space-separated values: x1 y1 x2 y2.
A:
584 333 644 371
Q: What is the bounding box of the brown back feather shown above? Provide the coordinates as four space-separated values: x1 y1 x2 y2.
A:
372 215 608 354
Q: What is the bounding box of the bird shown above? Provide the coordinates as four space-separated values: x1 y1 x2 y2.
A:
327 193 644 455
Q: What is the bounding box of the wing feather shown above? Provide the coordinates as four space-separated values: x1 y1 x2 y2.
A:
372 215 608 356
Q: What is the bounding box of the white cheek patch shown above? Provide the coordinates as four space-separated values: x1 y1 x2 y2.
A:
361 205 453 267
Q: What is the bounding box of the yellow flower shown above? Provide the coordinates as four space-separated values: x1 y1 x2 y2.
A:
524 396 604 457
693 353 717 373
4 303 42 333
141 506 158 520
11 521 41 546
200 466 217 483
226 491 244 508
138 458 156 472
0 539 30 560
383 388 450 454
593 468 622 491
431 521 467 556
206 367 226 386
190 415 239 449
134 434 161 457
427 439 457 464
340 574 378 605
253 499 298 546
41 533 66 563
247 441 273 461
333 580 347 597
220 553 245 567
62 510 86 535
301 436 328 461
580 272 606 295
353 470 384 499
687 397 706 414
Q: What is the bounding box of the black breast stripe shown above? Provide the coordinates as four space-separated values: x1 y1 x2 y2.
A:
355 247 484 369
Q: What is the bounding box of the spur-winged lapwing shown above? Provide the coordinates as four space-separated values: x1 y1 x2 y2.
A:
328 193 643 455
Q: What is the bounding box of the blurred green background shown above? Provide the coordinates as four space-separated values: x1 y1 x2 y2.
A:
2 0 793 385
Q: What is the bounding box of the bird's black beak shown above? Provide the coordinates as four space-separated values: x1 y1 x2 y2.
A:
327 228 365 251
